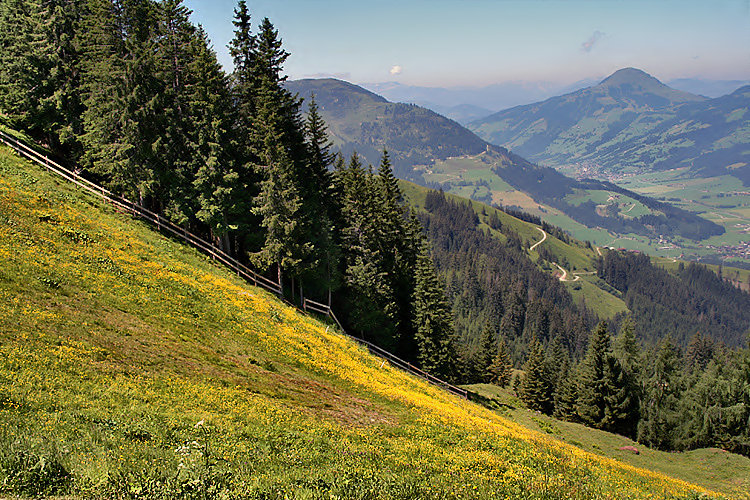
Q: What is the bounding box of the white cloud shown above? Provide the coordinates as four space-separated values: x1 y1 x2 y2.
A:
390 65 403 76
581 31 605 53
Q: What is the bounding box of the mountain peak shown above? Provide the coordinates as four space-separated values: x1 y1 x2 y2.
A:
595 68 705 104
600 67 663 88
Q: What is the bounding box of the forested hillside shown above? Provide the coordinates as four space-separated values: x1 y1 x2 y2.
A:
599 252 750 347
400 183 750 458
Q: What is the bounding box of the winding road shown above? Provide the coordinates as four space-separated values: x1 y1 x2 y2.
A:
529 227 547 251
553 262 580 282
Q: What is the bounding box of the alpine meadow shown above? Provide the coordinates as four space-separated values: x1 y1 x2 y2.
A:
1 0 749 499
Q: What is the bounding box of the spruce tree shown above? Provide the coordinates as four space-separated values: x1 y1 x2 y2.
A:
153 0 198 223
519 338 554 414
336 153 396 346
412 240 456 380
576 321 636 435
228 0 255 152
246 15 312 294
554 363 580 422
189 26 245 252
488 335 513 387
301 94 340 300
638 337 684 450
0 0 55 144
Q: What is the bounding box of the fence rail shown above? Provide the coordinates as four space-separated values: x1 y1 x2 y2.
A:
0 130 467 399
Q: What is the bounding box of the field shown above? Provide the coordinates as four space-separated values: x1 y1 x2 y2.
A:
0 145 726 498
618 172 750 266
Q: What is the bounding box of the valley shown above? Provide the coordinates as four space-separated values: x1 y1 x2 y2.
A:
288 77 746 266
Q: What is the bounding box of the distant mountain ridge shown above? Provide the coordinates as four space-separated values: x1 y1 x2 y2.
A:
468 68 750 184
285 78 493 179
286 77 724 243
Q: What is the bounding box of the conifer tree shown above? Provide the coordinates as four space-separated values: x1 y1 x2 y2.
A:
189 26 244 252
412 240 456 379
520 337 554 414
302 94 340 300
246 15 312 293
614 317 641 376
488 335 513 387
78 0 162 202
0 0 54 143
228 0 255 153
638 337 684 450
336 153 397 345
576 321 637 435
153 0 199 223
576 322 612 426
554 363 580 422
686 331 714 371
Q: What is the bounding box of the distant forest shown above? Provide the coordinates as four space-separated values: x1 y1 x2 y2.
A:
1 0 748 458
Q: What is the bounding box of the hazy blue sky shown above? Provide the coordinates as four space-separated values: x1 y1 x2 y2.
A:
183 0 750 87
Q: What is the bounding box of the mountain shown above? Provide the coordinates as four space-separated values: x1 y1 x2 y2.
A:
285 78 490 179
361 78 599 117
468 68 749 184
2 141 729 499
287 77 724 245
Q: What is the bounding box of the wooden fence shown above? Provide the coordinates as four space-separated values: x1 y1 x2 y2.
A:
0 130 468 399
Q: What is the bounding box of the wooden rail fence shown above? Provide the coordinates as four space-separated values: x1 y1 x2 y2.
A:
0 130 468 399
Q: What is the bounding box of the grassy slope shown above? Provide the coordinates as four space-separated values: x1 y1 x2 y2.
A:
0 147 715 498
400 180 630 319
466 384 750 499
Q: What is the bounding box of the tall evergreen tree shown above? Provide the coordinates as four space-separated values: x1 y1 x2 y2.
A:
189 26 244 252
576 321 637 435
554 363 580 422
78 0 162 202
638 337 684 450
246 15 312 293
301 94 341 301
412 240 456 380
0 0 55 145
488 335 513 387
520 337 554 414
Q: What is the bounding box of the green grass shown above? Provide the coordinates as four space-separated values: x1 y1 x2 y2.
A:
565 277 629 318
0 145 721 498
465 384 750 499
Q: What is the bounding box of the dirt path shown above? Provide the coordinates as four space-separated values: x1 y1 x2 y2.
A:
596 246 602 256
553 262 580 282
529 227 547 251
